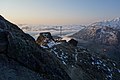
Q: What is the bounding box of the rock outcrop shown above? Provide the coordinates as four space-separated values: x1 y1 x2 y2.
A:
0 15 71 80
68 39 78 46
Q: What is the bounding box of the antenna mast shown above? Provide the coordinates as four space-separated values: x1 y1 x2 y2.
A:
60 26 62 36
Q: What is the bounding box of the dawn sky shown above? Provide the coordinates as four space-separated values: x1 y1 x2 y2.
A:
0 0 120 25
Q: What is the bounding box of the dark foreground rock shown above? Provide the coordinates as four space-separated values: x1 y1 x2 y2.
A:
0 15 71 80
0 54 45 80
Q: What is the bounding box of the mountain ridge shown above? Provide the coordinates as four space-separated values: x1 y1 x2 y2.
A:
91 17 120 29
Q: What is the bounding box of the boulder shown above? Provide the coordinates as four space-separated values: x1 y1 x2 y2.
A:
68 39 78 46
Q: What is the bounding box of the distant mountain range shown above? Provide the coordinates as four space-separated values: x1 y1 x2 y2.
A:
91 17 120 30
71 17 120 62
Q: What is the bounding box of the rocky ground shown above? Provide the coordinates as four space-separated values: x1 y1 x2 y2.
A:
44 42 120 80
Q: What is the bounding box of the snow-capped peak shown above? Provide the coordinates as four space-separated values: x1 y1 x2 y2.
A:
91 17 120 29
112 17 120 22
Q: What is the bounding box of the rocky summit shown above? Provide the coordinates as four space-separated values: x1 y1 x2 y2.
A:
0 15 71 80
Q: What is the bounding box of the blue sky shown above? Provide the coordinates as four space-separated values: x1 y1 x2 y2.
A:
0 0 120 25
